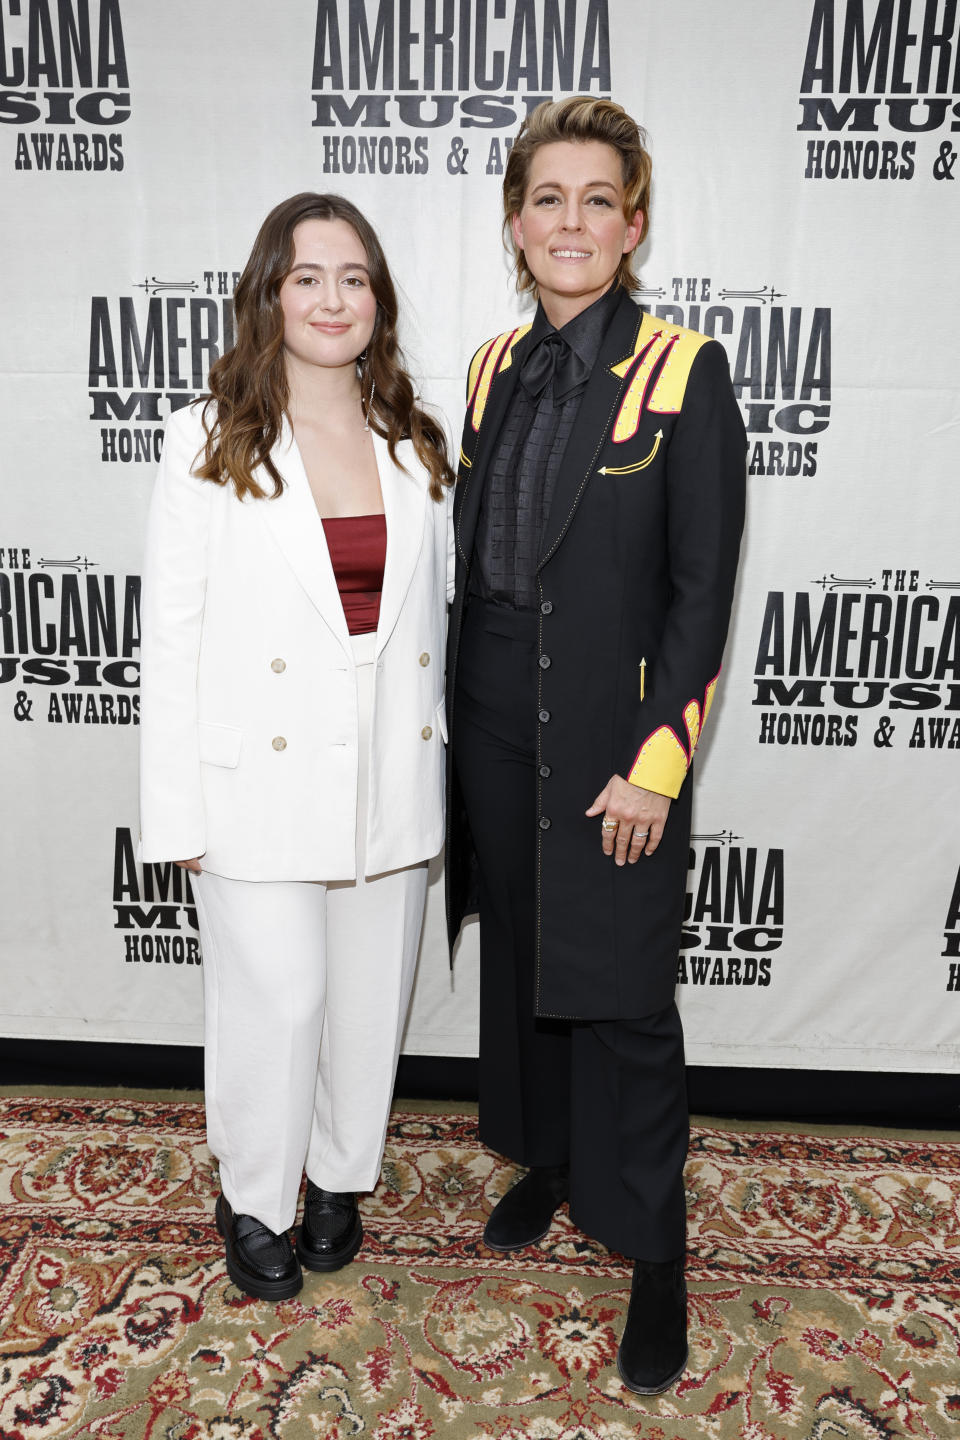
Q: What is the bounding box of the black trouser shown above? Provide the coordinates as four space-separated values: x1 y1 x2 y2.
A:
454 599 689 1261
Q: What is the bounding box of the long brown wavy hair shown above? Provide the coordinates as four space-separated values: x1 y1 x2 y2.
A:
196 193 453 502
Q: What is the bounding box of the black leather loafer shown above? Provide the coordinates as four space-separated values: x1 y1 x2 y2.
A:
617 1255 688 1394
215 1193 302 1301
483 1164 569 1251
296 1181 363 1272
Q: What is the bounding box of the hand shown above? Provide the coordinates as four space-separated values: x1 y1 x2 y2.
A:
175 857 203 874
585 775 671 865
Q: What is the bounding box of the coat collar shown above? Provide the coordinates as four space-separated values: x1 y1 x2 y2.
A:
259 420 427 660
538 288 641 566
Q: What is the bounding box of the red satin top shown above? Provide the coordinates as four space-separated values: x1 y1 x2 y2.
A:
321 513 387 635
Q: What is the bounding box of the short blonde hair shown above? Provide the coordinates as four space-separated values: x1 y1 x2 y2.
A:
502 96 652 297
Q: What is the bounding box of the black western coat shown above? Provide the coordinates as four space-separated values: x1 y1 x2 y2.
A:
445 289 746 1020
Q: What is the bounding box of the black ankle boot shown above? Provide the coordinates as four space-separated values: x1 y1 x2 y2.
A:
483 1164 569 1251
296 1181 363 1272
617 1256 688 1394
215 1194 302 1301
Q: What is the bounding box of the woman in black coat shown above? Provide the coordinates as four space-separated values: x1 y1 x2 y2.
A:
445 96 746 1394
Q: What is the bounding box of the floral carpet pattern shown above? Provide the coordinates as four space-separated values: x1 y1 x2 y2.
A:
1 1096 959 1438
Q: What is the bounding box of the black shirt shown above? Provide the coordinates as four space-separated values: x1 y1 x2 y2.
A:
470 283 622 611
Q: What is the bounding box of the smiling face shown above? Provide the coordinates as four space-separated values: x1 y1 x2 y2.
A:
510 140 643 327
279 217 377 377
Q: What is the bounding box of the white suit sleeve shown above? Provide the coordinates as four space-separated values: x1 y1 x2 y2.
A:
139 407 214 863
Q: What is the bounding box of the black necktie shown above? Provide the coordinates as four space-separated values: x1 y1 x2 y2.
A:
519 332 590 404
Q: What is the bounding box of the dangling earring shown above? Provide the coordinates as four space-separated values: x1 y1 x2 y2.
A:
358 350 374 432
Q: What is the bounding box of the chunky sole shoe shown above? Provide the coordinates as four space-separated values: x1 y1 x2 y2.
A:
482 1165 569 1252
297 1211 363 1272
296 1186 364 1273
215 1194 302 1301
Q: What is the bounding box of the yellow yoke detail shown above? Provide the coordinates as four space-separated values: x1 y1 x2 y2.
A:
610 313 711 444
468 324 533 433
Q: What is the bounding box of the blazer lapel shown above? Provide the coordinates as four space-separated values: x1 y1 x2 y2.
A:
258 420 351 655
538 291 643 567
375 432 426 656
455 328 531 565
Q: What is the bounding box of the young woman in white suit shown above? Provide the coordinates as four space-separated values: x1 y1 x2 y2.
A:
140 193 454 1300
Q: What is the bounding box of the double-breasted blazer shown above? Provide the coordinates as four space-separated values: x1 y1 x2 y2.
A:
140 403 454 881
445 288 746 1020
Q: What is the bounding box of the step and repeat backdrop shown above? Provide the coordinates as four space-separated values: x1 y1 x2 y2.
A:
1 1 958 1071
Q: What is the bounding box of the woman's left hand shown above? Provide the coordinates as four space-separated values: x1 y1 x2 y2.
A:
585 775 671 864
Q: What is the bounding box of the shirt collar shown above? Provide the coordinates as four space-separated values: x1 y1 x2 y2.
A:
531 282 623 369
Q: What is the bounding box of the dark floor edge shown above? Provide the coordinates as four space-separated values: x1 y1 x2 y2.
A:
1 1038 958 1126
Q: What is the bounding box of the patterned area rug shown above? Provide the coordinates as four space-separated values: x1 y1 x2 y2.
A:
1 1095 959 1439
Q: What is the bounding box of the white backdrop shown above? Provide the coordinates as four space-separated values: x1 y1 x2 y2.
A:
2 1 958 1071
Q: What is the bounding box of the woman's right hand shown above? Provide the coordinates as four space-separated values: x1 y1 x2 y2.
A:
175 858 203 873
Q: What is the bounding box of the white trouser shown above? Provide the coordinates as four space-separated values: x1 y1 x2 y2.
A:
192 630 428 1235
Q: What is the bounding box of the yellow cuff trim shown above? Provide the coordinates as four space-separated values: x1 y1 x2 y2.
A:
628 726 689 799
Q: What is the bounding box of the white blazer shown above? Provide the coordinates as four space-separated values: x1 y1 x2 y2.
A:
139 403 454 881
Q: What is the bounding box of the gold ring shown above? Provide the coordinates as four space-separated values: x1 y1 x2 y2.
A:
601 818 618 832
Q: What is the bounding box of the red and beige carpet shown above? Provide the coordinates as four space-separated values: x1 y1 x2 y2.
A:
1 1092 958 1438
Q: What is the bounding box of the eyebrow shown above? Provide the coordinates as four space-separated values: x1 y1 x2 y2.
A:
529 179 619 195
288 260 370 275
